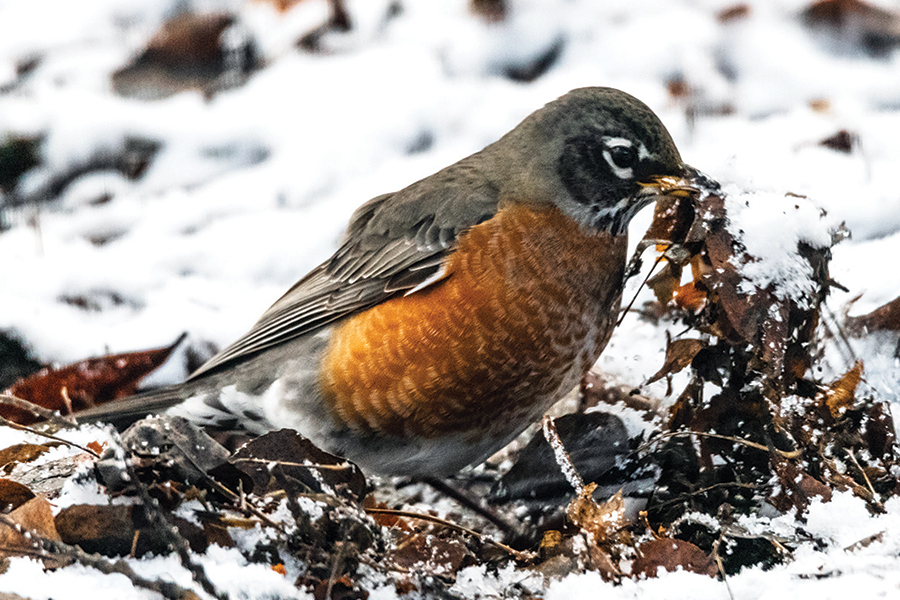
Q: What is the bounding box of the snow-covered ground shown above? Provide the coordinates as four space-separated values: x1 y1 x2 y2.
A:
2 0 900 598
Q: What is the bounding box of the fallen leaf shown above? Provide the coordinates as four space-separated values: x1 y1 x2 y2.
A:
0 479 35 512
231 429 366 502
819 129 855 153
647 338 708 385
824 361 863 419
769 456 832 514
5 335 184 424
567 486 627 544
847 295 900 333
717 4 751 22
0 496 63 567
631 537 717 578
0 443 53 475
386 533 473 576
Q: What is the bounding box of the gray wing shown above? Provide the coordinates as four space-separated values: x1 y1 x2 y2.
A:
188 160 500 379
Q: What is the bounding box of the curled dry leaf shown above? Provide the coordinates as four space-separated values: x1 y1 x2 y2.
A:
647 338 708 385
566 486 627 544
823 361 863 418
5 335 183 424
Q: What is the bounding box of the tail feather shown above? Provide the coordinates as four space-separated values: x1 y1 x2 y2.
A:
75 385 186 429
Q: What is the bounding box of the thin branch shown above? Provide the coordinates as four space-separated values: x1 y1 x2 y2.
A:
0 515 199 600
542 415 584 493
0 414 100 458
639 430 802 459
365 507 532 561
0 393 78 427
617 253 666 327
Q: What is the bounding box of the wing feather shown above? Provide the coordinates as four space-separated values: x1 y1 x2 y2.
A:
188 160 500 379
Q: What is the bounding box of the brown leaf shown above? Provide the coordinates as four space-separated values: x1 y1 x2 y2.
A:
55 504 210 557
631 538 717 578
470 0 507 22
386 533 473 575
647 338 707 385
865 402 896 461
673 280 708 313
312 574 368 600
567 486 627 544
0 443 53 475
847 295 900 334
803 0 900 54
0 497 62 564
0 479 35 512
231 429 367 502
824 361 863 419
647 263 682 307
769 456 832 514
5 335 183 424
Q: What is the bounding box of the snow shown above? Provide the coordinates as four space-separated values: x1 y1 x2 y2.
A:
724 186 835 305
2 0 900 598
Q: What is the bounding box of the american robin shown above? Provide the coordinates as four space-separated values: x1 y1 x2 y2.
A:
80 87 699 477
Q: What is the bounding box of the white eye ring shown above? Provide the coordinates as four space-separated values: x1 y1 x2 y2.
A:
601 137 654 180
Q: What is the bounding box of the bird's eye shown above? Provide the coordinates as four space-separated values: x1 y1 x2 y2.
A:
607 144 638 169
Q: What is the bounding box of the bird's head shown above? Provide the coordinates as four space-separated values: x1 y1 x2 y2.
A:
495 86 700 235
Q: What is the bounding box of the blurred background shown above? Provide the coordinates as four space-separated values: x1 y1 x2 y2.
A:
1 0 899 400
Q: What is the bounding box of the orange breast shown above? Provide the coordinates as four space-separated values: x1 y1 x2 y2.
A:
318 202 627 439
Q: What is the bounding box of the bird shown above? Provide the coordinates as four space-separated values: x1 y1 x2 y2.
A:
79 87 699 478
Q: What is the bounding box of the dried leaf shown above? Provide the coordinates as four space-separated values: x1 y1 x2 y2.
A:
803 0 900 54
824 361 863 419
769 456 832 514
673 281 708 313
386 533 473 575
0 497 62 565
567 486 627 544
55 504 210 557
717 4 751 22
631 537 717 578
847 295 900 333
493 411 634 502
230 429 367 502
5 336 183 424
0 479 35 512
647 338 707 384
0 443 53 475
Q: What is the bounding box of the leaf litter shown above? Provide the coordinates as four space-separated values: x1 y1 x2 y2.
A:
1 173 896 598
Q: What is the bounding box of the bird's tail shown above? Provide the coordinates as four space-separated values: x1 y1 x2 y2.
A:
75 384 186 430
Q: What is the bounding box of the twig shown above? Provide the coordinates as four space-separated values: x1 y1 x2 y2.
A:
844 448 877 501
711 533 735 600
0 515 199 600
364 507 531 561
0 414 100 458
423 476 523 538
231 457 356 471
650 481 758 510
0 393 78 427
105 430 228 600
617 253 666 327
542 415 584 493
639 430 802 459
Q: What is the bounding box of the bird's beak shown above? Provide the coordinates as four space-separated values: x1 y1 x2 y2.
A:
637 165 707 199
